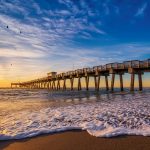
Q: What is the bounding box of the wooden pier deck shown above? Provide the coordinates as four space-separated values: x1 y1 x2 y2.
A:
11 59 150 91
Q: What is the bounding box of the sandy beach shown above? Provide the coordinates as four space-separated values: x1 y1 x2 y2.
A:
1 130 150 150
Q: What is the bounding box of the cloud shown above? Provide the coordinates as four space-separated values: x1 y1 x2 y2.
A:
32 2 42 14
0 0 30 17
103 3 110 15
0 0 149 86
135 3 147 17
114 6 119 14
0 49 45 58
46 43 150 71
0 0 106 61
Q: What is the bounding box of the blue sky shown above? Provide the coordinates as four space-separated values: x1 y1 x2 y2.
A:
0 0 150 85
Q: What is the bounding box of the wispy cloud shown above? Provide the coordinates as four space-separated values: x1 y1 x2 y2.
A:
0 0 30 16
135 3 147 17
0 0 106 59
0 49 45 58
103 3 110 15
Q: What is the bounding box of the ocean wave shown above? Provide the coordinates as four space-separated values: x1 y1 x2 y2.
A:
0 92 150 140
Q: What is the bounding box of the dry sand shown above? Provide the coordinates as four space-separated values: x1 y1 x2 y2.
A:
0 130 150 150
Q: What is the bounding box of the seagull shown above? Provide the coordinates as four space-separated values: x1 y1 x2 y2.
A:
6 25 9 29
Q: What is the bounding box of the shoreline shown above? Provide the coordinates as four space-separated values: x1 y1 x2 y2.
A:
1 130 150 150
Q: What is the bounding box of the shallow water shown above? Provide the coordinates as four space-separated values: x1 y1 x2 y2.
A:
0 88 150 140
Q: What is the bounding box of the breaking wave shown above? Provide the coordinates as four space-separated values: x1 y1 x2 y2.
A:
0 89 150 140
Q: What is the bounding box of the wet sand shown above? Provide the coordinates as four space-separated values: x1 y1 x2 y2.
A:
1 130 150 150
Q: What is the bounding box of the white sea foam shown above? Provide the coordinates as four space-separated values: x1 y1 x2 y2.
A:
0 91 150 140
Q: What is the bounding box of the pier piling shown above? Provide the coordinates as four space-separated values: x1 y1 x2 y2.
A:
105 75 109 91
85 76 89 91
111 74 115 91
119 74 124 91
130 73 135 91
138 73 143 91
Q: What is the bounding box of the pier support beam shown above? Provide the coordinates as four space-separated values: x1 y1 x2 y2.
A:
85 76 89 91
57 80 60 90
70 78 74 90
94 76 100 91
78 77 82 91
37 82 39 88
39 82 41 88
111 74 115 91
97 76 100 91
52 81 56 90
53 81 56 90
59 80 61 90
46 82 48 89
119 74 124 91
52 81 54 90
105 76 109 91
56 80 59 90
94 76 97 91
130 73 135 91
49 81 52 90
41 82 43 89
138 73 143 91
44 82 46 89
63 79 66 90
47 81 49 89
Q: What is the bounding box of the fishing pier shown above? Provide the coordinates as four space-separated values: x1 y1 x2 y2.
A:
11 59 150 91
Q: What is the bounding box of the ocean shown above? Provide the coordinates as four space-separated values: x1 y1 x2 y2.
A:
0 88 150 140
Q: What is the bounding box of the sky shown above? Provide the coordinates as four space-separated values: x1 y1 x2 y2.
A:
0 0 150 87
